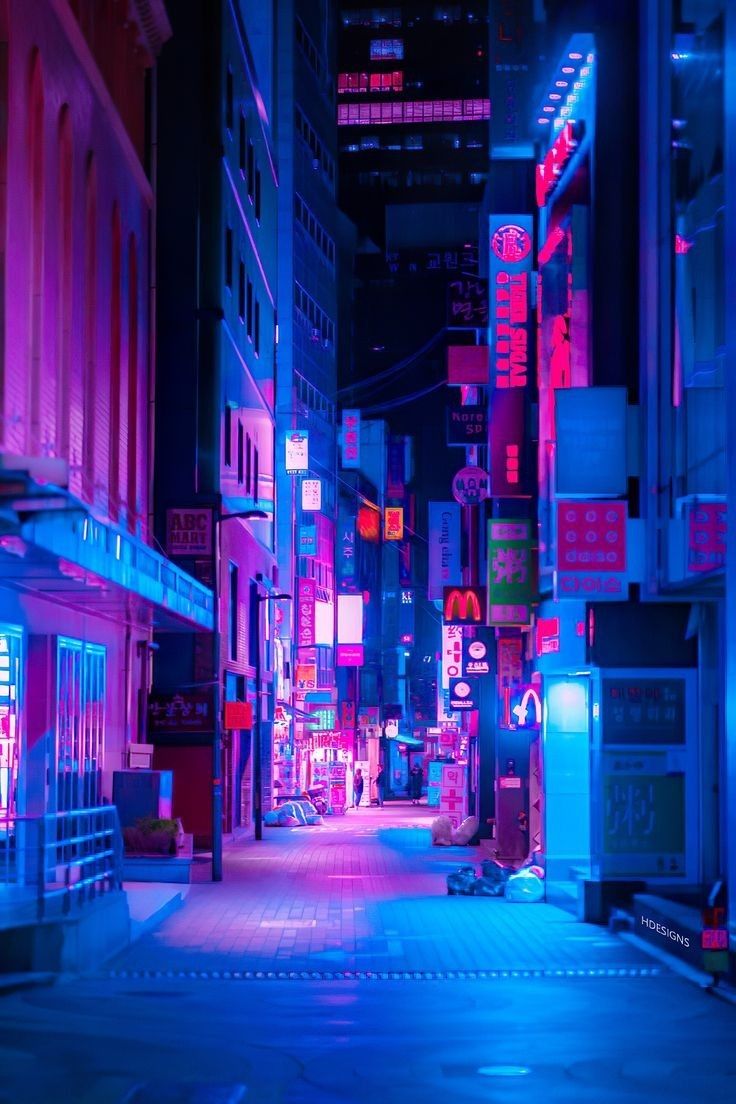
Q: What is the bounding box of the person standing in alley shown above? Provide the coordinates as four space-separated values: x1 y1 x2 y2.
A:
374 764 385 807
353 768 364 809
409 762 423 805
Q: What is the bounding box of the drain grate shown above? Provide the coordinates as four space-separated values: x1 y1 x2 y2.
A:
107 965 665 983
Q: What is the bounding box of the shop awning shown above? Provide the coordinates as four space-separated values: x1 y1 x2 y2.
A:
392 733 425 749
0 470 214 632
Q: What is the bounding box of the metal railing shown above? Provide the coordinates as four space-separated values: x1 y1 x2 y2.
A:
0 805 124 923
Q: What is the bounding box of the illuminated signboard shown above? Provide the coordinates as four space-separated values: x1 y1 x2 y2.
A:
510 686 542 727
301 479 322 511
489 389 527 497
449 678 477 711
338 508 356 580
451 465 490 505
357 505 380 541
296 578 316 647
447 405 488 446
442 586 487 626
341 409 361 469
441 623 463 689
556 501 627 600
166 508 212 556
535 617 560 655
489 215 533 390
298 524 317 556
487 519 535 626
462 636 490 676
687 502 726 574
428 502 461 600
448 277 488 327
555 388 628 495
384 506 404 541
536 121 583 207
285 431 309 473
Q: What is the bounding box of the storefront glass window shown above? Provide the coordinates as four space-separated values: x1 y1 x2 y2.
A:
56 637 106 811
0 627 22 826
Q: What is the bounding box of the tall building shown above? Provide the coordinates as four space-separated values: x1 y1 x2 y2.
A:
152 0 280 850
274 0 342 795
0 0 210 967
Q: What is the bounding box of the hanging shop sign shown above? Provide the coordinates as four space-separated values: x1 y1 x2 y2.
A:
336 643 364 667
384 506 404 541
148 691 214 735
296 578 316 647
687 502 726 575
556 501 627 600
357 504 381 542
285 431 309 473
463 636 490 676
451 465 490 506
447 405 488 446
489 215 533 390
223 701 253 730
490 389 528 497
337 508 356 581
447 277 488 327
447 345 490 385
510 686 542 728
387 437 406 498
487 519 535 626
428 502 461 600
536 120 583 207
441 623 463 689
449 678 477 711
497 635 524 688
301 479 322 511
535 616 560 655
298 524 317 556
166 508 212 556
555 388 628 496
341 409 361 469
443 586 487 626
439 763 467 829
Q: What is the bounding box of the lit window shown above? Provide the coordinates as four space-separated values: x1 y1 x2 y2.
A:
370 38 403 59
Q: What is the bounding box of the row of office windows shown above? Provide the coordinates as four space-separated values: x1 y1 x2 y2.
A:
353 168 487 189
295 106 336 189
342 7 486 27
224 408 260 500
338 98 490 126
225 67 262 222
341 132 485 152
337 71 404 94
225 227 260 356
294 281 335 347
294 193 336 267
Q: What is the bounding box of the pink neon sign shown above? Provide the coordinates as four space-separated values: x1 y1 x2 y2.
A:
536 121 583 207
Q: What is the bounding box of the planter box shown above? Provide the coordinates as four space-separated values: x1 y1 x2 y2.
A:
122 833 193 884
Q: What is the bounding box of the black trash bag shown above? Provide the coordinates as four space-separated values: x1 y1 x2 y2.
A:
481 859 511 888
446 864 477 895
471 876 506 897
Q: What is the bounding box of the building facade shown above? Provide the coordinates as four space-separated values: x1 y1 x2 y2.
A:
152 0 279 848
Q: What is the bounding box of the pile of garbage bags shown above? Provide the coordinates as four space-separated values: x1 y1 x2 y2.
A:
446 858 545 902
263 800 324 828
431 814 479 846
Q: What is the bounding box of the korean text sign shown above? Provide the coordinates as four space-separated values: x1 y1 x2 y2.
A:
341 409 361 469
556 501 627 600
297 578 316 647
487 519 535 626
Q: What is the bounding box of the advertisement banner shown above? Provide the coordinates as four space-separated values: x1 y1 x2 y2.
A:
336 643 365 666
555 388 628 495
301 479 322 511
441 624 464 689
384 506 404 541
298 524 317 556
341 409 361 469
687 502 726 574
285 431 309 473
296 578 316 647
489 215 533 390
428 502 462 600
166 508 212 556
337 593 363 644
446 405 488 446
556 501 627 601
337 508 356 581
487 519 535 625
447 345 489 385
490 389 528 497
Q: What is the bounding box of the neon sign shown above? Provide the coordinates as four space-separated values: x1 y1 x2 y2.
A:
489 215 532 391
536 121 583 207
512 687 542 727
443 586 486 626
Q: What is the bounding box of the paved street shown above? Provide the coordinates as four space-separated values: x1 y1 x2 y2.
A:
111 802 653 977
1 806 735 1103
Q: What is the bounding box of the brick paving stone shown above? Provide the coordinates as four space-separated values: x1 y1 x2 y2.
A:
109 802 654 977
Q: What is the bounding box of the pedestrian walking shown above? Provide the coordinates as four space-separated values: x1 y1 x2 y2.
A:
409 762 423 805
353 768 364 808
374 764 385 807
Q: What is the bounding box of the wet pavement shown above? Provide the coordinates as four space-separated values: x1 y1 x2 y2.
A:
2 803 735 1103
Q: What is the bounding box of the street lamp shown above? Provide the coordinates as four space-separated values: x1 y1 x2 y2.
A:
212 508 269 882
252 582 292 841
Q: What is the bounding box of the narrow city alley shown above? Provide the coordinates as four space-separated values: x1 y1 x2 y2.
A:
112 806 654 978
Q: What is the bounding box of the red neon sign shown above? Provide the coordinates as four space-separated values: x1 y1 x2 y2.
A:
442 586 486 625
536 121 583 207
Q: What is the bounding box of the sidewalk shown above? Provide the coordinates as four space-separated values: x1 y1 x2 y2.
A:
107 802 657 977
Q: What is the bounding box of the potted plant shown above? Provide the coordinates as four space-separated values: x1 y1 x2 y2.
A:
123 816 179 856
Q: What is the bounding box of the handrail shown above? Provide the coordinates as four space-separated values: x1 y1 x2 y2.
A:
0 805 124 922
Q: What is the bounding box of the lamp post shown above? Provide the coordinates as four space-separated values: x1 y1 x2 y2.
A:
212 508 268 882
252 581 292 841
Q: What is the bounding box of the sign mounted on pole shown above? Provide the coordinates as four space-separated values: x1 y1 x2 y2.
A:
301 479 322 511
384 506 404 541
341 410 361 469
428 502 461 600
487 519 535 626
285 431 309 473
442 586 487 626
451 465 490 505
